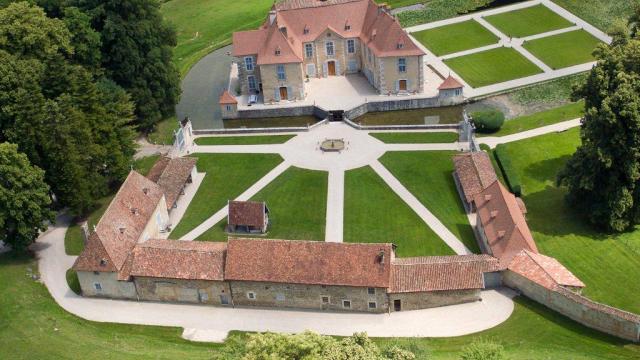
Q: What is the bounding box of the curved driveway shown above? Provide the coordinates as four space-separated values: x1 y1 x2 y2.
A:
37 215 515 343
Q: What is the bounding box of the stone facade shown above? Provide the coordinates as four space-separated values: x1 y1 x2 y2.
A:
388 289 480 312
134 277 232 305
77 271 137 299
229 281 388 313
260 63 306 102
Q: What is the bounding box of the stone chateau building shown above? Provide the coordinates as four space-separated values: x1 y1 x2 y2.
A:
231 0 426 102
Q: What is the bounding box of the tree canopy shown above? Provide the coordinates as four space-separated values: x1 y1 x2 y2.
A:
0 142 54 251
557 21 640 232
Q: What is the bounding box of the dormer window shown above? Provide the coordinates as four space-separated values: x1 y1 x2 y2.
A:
303 25 309 34
397 42 404 49
99 259 107 267
345 25 351 31
275 47 281 56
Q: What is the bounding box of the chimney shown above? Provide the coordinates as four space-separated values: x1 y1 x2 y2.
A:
130 207 139 215
490 210 498 218
269 10 276 25
119 227 126 234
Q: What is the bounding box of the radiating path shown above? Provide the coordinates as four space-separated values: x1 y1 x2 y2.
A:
478 118 581 148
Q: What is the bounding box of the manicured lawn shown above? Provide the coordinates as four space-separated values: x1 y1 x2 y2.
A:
523 30 603 69
411 20 499 56
0 254 219 359
195 135 295 146
344 166 455 257
169 154 283 239
477 101 584 137
196 167 328 241
147 116 178 145
444 47 543 88
483 4 574 38
554 0 636 32
497 128 640 314
64 155 160 255
370 132 458 144
379 152 479 253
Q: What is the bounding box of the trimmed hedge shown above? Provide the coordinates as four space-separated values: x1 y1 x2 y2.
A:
472 110 505 133
494 144 522 196
66 268 81 295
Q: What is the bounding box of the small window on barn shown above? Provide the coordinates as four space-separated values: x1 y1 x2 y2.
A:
367 288 375 295
303 25 310 34
275 47 281 56
93 271 100 275
368 301 377 309
94 283 102 291
321 296 330 304
342 300 351 309
276 293 285 301
247 291 256 300
397 42 404 49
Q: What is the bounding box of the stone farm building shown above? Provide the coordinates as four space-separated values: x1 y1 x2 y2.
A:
232 0 425 102
227 200 270 234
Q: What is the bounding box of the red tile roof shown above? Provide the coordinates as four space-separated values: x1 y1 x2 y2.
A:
453 152 498 203
438 75 464 90
128 239 227 281
155 157 197 209
232 0 423 64
146 156 171 183
73 232 117 273
389 255 501 293
228 201 267 228
225 238 392 287
73 171 165 273
474 181 538 265
219 90 238 104
508 250 584 289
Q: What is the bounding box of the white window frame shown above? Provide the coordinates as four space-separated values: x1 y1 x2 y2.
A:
325 41 335 56
247 75 257 91
276 65 286 80
342 299 351 309
455 89 462 96
225 105 232 111
244 57 254 72
305 43 313 58
398 58 407 73
347 39 355 54
94 283 102 291
246 291 256 300
368 301 377 309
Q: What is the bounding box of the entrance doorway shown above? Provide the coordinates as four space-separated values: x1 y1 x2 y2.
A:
399 80 407 91
279 86 288 101
220 294 229 305
327 61 336 76
394 299 401 312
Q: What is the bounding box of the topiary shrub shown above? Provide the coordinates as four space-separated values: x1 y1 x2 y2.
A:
494 144 522 196
459 339 505 360
472 110 505 133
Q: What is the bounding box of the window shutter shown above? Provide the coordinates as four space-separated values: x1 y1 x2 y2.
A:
323 62 328 77
274 88 280 101
335 61 341 75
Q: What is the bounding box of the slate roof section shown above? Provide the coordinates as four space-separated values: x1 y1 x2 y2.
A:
228 201 267 228
225 238 393 287
155 157 197 209
438 75 464 90
128 239 227 281
453 152 498 203
508 250 584 289
474 181 538 265
389 255 501 293
73 171 165 273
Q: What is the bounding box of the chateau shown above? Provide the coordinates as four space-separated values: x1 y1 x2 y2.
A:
231 0 426 102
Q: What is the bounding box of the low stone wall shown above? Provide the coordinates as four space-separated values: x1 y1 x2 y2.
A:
193 119 329 135
235 105 329 120
504 270 640 342
344 117 459 131
344 96 444 120
388 289 480 312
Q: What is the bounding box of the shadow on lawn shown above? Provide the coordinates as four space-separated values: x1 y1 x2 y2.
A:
522 154 572 185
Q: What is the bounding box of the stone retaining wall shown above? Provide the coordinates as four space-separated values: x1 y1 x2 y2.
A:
504 270 640 342
193 119 329 135
344 117 459 131
344 96 443 120
235 105 329 120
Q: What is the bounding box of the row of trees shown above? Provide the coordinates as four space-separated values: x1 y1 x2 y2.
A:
0 0 179 250
558 9 640 232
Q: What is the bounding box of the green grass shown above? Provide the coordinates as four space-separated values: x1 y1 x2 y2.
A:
398 0 494 27
344 166 455 257
444 47 543 88
478 102 584 137
147 116 178 145
554 0 638 32
497 128 640 314
370 132 458 144
379 152 479 253
196 167 328 242
509 73 588 107
195 135 295 146
411 20 499 56
484 4 574 38
523 30 604 70
66 268 81 295
169 154 283 239
64 155 161 255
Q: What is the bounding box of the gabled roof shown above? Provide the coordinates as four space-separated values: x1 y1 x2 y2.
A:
225 238 393 288
389 255 501 293
128 239 227 281
474 181 538 265
453 152 498 203
508 250 584 289
228 201 267 228
257 22 303 65
146 156 171 183
438 75 464 90
232 28 269 57
219 90 238 105
73 232 117 272
74 171 165 273
154 157 197 209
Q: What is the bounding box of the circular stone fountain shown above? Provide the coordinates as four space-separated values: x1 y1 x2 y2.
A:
320 138 345 152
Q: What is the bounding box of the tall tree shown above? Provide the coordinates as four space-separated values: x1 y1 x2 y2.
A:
0 142 54 252
73 0 180 130
557 29 640 232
